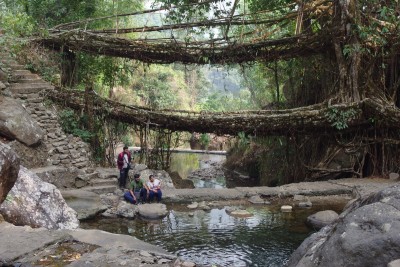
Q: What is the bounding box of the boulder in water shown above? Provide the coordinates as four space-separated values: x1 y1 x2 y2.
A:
286 184 400 267
137 203 168 219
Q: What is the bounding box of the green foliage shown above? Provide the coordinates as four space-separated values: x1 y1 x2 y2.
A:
0 10 35 36
199 133 210 149
131 65 190 109
325 107 358 130
238 131 250 148
77 54 134 94
198 90 255 112
121 134 134 147
59 109 94 142
5 194 13 202
153 0 230 24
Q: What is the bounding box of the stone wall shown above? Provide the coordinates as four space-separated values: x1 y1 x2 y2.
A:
0 51 91 170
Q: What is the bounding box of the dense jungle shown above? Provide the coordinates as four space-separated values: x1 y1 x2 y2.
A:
1 0 400 186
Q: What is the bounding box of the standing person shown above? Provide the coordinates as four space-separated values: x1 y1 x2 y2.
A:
117 146 132 189
124 173 147 204
145 174 162 203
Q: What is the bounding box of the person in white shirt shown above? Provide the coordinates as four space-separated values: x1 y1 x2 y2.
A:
145 174 162 203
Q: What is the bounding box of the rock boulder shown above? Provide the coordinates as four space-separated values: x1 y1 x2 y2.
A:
0 96 44 146
0 166 79 229
137 203 168 219
0 142 19 204
61 189 107 220
286 184 400 267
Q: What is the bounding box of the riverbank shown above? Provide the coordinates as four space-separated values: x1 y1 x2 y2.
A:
161 177 397 203
2 177 398 266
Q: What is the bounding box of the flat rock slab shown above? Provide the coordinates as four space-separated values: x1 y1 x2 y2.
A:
61 189 107 220
0 222 70 264
163 178 397 202
67 228 172 257
94 167 119 179
0 222 177 266
328 178 400 197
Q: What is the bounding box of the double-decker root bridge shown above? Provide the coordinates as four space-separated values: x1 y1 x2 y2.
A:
48 88 400 136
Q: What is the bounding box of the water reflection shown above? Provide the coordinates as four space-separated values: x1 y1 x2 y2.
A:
169 153 226 188
81 204 338 267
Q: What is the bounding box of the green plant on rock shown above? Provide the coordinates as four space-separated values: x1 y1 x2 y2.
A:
238 131 250 148
199 133 210 149
59 109 94 142
325 107 358 130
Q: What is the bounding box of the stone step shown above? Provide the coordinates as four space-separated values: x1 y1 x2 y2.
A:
8 64 25 70
83 185 118 194
90 178 118 187
12 73 40 80
16 78 45 84
1 58 16 64
10 82 54 94
0 58 14 63
13 70 32 75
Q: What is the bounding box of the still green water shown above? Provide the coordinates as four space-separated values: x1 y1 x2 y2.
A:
169 153 227 188
81 203 344 267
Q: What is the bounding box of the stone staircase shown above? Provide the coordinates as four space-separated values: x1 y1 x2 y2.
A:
0 49 91 170
0 43 119 193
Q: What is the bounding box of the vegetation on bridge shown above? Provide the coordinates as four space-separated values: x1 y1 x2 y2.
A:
1 0 400 182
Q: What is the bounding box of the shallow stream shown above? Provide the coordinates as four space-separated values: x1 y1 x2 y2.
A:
81 202 345 267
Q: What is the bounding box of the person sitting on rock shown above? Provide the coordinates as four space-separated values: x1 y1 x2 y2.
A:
145 174 162 203
124 173 146 204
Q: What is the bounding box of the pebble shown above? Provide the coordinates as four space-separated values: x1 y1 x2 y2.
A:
281 205 293 212
187 202 199 209
140 251 152 257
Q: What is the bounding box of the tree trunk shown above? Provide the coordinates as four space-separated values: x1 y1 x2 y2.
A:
60 46 77 88
334 0 361 102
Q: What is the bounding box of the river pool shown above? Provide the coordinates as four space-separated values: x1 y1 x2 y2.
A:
81 202 344 267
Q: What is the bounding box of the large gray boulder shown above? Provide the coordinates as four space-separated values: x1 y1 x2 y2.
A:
286 184 400 267
0 96 44 146
61 189 107 220
137 203 168 219
8 140 48 168
0 142 19 204
116 201 138 218
0 166 79 229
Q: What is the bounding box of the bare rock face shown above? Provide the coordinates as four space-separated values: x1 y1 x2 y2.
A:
0 142 20 204
8 140 48 168
0 166 79 229
286 184 400 267
32 166 86 188
0 96 44 146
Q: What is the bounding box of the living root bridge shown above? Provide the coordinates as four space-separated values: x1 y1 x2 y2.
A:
47 89 400 136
